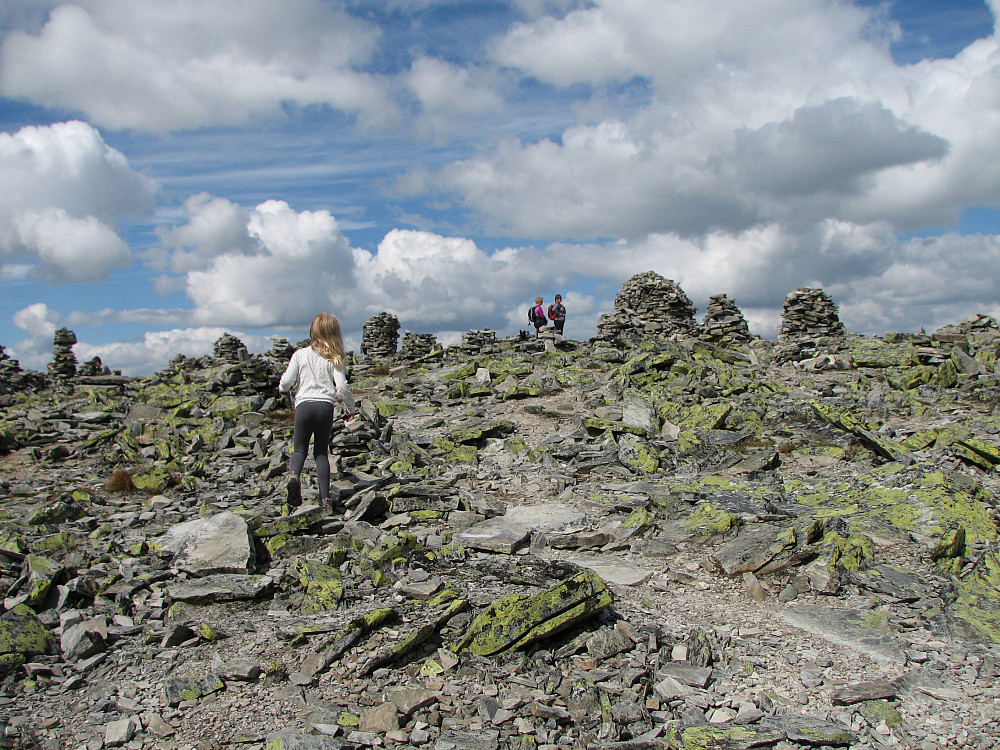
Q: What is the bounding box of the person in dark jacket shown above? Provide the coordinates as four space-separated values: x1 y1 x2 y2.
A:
548 294 566 335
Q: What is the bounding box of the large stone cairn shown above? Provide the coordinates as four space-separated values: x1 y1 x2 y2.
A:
595 271 698 346
400 331 439 359
50 327 78 379
702 293 752 345
213 332 249 363
361 312 399 359
778 287 845 341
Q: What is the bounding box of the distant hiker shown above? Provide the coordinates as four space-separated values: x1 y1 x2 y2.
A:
530 296 547 336
548 294 566 335
279 312 356 509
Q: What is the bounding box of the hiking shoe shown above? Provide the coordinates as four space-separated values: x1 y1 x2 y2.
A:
286 477 301 507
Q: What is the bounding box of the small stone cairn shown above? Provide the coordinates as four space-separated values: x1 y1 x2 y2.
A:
50 328 78 379
213 332 249 363
266 336 295 361
361 312 400 359
458 329 499 355
702 293 752 345
78 356 109 377
778 288 845 341
400 331 439 360
594 271 699 347
0 345 24 395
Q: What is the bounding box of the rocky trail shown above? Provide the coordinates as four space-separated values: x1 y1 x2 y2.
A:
1 273 999 750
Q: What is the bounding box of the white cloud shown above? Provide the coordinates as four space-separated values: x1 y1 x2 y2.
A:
15 208 130 282
0 120 156 282
13 301 60 338
406 57 504 137
0 0 396 133
76 327 274 376
152 193 253 274
9 301 60 370
418 0 1000 242
157 199 355 328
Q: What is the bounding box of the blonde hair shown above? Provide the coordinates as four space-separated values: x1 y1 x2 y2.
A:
535 297 543 305
309 312 346 367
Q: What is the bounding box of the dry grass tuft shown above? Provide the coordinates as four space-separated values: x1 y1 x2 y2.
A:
105 468 135 494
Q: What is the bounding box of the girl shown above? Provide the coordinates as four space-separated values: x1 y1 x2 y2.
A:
279 312 356 507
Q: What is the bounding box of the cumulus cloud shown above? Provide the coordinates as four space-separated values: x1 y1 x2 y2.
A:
152 198 355 328
9 301 60 370
0 120 156 282
416 0 1000 241
405 57 504 137
0 0 395 133
152 193 254 274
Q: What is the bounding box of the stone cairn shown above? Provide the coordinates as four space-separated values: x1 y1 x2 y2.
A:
458 329 499 355
213 332 249 363
50 328 78 380
778 288 845 341
594 271 699 347
702 293 752 345
400 331 439 360
77 356 109 377
0 345 22 395
267 336 296 362
361 312 399 359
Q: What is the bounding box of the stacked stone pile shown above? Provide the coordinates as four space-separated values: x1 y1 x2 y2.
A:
266 336 295 361
0 344 21 379
213 332 249 362
457 328 499 355
400 331 439 359
0 345 41 397
50 327 78 379
778 287 845 341
204 333 282 397
594 271 699 347
361 312 400 359
77 356 109 377
702 293 752 345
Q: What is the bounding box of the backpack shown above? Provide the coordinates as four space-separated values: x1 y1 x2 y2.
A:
528 306 538 324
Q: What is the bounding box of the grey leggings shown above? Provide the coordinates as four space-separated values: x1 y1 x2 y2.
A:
289 400 335 499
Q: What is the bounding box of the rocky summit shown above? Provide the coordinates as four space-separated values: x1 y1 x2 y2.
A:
2 276 1000 750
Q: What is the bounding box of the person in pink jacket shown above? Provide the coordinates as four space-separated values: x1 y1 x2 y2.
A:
279 312 356 508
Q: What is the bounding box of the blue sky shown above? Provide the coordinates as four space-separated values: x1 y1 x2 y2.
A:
0 0 998 374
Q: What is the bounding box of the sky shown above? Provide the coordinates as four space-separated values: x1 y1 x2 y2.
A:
0 0 998 375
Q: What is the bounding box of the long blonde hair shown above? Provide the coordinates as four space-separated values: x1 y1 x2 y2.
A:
309 312 346 367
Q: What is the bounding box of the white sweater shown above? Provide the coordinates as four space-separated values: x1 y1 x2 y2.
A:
279 347 355 412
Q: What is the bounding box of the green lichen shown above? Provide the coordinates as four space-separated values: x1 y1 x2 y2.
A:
859 699 903 726
683 503 739 535
373 400 410 418
0 605 56 675
455 569 613 656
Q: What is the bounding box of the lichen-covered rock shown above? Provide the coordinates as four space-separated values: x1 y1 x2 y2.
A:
0 605 57 676
455 566 613 656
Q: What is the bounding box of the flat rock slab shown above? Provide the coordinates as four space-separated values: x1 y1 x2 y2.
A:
769 715 856 746
158 511 254 575
502 503 586 533
566 556 655 586
779 604 904 664
709 522 790 576
831 679 897 705
434 728 499 750
457 520 529 553
166 574 275 602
